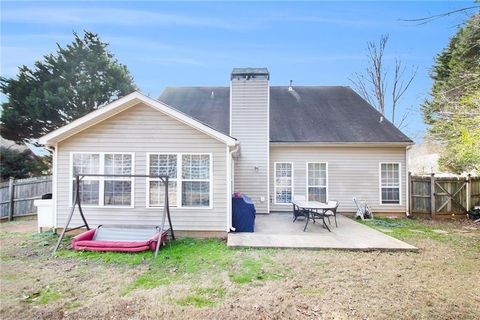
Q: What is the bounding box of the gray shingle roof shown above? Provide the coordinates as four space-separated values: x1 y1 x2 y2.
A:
159 86 412 143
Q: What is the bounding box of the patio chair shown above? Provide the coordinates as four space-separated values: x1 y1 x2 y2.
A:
353 197 374 220
323 201 339 227
309 207 331 232
292 195 309 222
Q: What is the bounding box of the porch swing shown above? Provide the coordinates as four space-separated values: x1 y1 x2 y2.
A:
52 174 175 258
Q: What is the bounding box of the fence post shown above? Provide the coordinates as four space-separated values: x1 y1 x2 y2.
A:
430 173 435 219
408 171 412 217
466 174 471 212
8 177 15 221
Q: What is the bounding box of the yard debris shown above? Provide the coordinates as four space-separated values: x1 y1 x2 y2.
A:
409 229 425 233
369 219 406 228
20 293 31 302
432 229 448 235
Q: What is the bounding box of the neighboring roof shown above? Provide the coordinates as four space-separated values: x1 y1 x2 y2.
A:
159 86 413 144
0 138 28 152
38 91 237 147
0 139 49 157
25 142 50 157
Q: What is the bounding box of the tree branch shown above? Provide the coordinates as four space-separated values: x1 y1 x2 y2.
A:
400 6 480 25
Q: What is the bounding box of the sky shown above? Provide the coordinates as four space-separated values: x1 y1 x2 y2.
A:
1 1 477 142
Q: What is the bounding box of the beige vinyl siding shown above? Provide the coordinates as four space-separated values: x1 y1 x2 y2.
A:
269 146 407 213
55 103 228 231
230 79 269 213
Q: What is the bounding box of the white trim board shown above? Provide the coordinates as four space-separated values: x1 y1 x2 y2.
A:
39 91 238 147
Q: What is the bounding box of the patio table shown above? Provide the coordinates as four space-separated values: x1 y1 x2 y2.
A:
291 200 335 232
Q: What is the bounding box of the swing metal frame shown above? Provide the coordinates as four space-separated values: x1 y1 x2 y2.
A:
52 174 175 258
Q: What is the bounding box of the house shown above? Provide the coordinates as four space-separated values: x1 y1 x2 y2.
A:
39 68 413 237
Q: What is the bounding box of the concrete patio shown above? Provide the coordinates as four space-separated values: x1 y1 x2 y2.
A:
227 213 418 251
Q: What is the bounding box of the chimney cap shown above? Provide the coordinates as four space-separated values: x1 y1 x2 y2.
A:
231 67 269 80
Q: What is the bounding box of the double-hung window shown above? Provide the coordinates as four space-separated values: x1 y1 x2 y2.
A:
71 153 134 207
307 163 327 202
275 162 293 204
103 154 133 206
72 153 100 206
380 163 401 204
148 154 178 207
181 154 210 207
147 153 211 208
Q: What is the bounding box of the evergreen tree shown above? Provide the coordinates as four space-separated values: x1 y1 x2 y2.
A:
422 13 480 173
0 147 49 180
0 31 136 143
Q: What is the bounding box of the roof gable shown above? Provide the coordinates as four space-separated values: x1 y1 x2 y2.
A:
38 91 237 146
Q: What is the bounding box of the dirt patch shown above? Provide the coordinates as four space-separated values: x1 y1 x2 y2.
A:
1 219 479 319
0 218 37 233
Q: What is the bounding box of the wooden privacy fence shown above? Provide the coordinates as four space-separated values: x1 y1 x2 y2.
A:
0 176 52 221
409 173 480 218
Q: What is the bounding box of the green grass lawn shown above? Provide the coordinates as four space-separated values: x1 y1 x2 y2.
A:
1 218 479 319
360 217 480 252
56 236 286 300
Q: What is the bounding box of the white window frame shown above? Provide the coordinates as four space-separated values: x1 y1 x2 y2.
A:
146 153 213 209
146 153 179 208
379 162 401 205
305 162 328 203
69 152 135 208
274 162 294 205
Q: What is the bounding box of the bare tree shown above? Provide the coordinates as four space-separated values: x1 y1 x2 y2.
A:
400 5 479 25
392 58 417 125
350 34 417 128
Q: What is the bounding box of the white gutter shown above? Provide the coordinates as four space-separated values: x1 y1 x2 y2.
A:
227 143 240 232
270 141 414 147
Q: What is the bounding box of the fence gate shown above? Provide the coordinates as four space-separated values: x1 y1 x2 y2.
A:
409 173 479 218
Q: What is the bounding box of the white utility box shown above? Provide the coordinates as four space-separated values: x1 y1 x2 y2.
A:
34 199 54 233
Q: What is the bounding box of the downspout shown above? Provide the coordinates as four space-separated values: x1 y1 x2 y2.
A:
405 144 412 218
228 143 240 232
